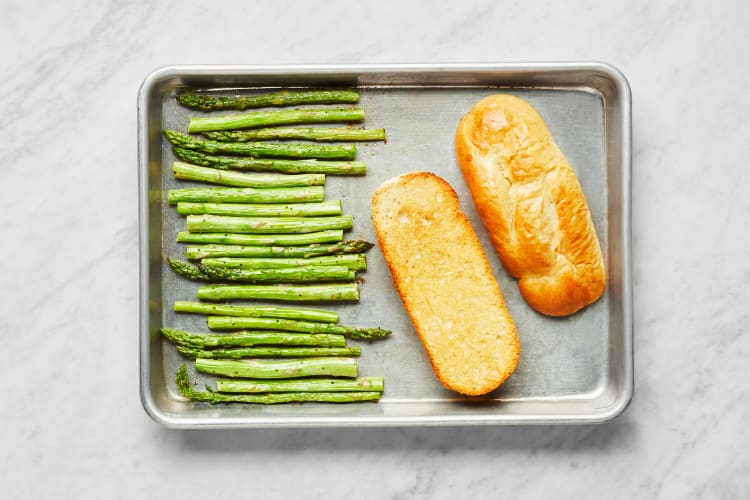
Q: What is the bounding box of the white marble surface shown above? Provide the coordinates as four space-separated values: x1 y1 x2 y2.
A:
1 0 749 497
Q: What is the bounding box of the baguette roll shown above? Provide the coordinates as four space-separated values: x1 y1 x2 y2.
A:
371 172 520 395
455 94 606 316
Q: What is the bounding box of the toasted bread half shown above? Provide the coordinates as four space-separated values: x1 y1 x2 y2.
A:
371 172 520 395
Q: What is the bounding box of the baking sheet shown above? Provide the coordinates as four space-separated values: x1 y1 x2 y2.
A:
138 63 632 427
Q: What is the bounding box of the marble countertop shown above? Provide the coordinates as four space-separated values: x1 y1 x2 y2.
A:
2 1 749 498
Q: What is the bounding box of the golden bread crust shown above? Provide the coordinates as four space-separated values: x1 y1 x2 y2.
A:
455 94 605 316
371 172 520 395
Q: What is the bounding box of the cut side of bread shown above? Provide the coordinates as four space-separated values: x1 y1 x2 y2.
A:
455 94 606 316
371 172 520 396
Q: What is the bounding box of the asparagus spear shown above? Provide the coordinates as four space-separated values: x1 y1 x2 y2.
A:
176 365 380 404
173 301 339 323
177 230 343 246
204 127 386 143
173 148 367 175
161 327 346 348
198 263 355 283
165 130 356 160
170 259 355 283
177 345 361 359
201 254 366 271
176 201 341 217
207 316 391 339
186 214 353 234
197 283 360 302
187 107 365 133
168 257 211 280
168 186 325 204
177 90 359 111
215 377 384 393
172 162 325 188
185 240 373 259
195 357 358 378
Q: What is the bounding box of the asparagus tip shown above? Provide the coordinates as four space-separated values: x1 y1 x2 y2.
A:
343 327 391 340
163 129 189 146
175 364 193 398
168 257 210 281
175 345 200 359
348 240 376 253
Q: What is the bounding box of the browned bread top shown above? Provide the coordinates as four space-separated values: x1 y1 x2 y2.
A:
371 172 520 395
455 94 606 316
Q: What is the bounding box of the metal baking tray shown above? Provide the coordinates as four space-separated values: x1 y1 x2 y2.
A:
138 63 632 428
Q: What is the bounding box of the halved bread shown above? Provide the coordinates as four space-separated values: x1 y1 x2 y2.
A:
455 94 606 316
371 172 520 396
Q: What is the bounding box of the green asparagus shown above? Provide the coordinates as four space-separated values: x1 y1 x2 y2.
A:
184 240 373 259
215 377 384 393
207 316 391 339
168 186 325 204
168 257 211 280
195 357 358 378
201 254 366 271
176 365 380 404
177 90 359 111
204 127 386 143
197 283 360 302
177 230 343 246
161 327 346 348
165 130 356 160
186 214 352 234
176 201 341 217
172 162 325 188
177 345 361 359
173 301 339 323
169 259 355 283
198 263 355 283
173 148 367 175
187 107 365 133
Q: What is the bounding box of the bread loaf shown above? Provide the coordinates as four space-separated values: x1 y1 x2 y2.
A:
455 94 606 316
371 172 520 396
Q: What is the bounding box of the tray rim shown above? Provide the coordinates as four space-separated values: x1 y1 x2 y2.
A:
138 62 633 428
